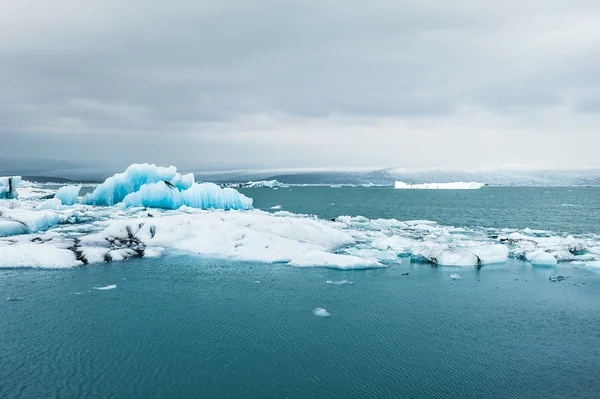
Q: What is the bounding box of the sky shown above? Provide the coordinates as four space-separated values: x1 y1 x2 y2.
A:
1 0 600 171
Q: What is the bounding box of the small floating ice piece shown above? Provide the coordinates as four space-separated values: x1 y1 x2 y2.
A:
450 273 462 279
326 280 354 285
70 290 91 295
93 284 117 291
270 205 282 210
6 297 23 302
313 307 331 317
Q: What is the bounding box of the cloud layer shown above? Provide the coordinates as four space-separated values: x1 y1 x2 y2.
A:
2 0 600 170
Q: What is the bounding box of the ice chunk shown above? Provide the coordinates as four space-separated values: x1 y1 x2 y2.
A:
450 273 462 279
0 176 21 199
244 180 285 188
0 244 78 268
270 205 282 210
0 208 60 237
55 185 81 205
412 244 508 266
93 284 116 290
394 181 485 189
313 308 331 317
526 250 558 266
288 251 382 269
82 163 194 206
326 280 354 285
182 184 253 210
36 198 62 210
120 181 253 210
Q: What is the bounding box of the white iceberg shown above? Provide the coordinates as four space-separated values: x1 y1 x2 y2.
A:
55 185 81 205
36 198 63 210
526 250 558 266
0 207 60 237
82 163 195 206
411 243 509 266
0 176 21 199
244 180 285 188
394 181 485 190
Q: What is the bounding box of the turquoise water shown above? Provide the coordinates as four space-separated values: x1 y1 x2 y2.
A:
2 187 600 398
247 186 600 234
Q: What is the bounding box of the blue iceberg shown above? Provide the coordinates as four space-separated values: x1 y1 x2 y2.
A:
82 163 195 206
83 163 252 210
120 181 253 210
55 185 81 205
0 176 21 199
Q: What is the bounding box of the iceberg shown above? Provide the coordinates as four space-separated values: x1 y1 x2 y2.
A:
0 207 60 237
120 181 253 210
411 243 509 266
36 198 63 210
55 185 81 205
82 163 195 206
245 180 283 188
394 181 485 190
0 176 21 199
526 250 558 266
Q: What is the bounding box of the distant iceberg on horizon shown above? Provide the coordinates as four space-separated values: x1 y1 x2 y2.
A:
394 181 485 190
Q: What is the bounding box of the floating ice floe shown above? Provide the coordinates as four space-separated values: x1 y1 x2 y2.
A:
326 280 354 285
313 308 331 317
93 284 117 290
394 181 485 190
2 165 600 270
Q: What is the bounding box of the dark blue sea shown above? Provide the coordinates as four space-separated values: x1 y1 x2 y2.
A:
2 187 600 398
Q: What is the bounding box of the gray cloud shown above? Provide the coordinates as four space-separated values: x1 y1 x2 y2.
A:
1 0 600 171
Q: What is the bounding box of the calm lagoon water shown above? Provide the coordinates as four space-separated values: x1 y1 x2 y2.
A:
2 187 600 398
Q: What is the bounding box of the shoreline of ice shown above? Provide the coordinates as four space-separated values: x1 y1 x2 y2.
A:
1 164 599 271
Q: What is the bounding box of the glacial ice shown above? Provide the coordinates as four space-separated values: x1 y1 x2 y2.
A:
82 163 195 206
394 181 485 190
120 181 253 210
55 185 81 205
1 173 600 270
0 176 21 199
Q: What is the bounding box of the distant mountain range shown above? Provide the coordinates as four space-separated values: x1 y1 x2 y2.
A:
3 158 600 186
196 167 600 187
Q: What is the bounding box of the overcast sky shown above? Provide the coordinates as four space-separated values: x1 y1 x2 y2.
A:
1 0 600 171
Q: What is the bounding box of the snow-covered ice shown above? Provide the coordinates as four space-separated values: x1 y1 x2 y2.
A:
394 181 485 190
326 280 354 285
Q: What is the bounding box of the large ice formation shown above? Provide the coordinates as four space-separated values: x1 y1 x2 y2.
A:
0 176 21 199
81 163 251 210
119 181 252 210
82 163 195 206
394 181 485 190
